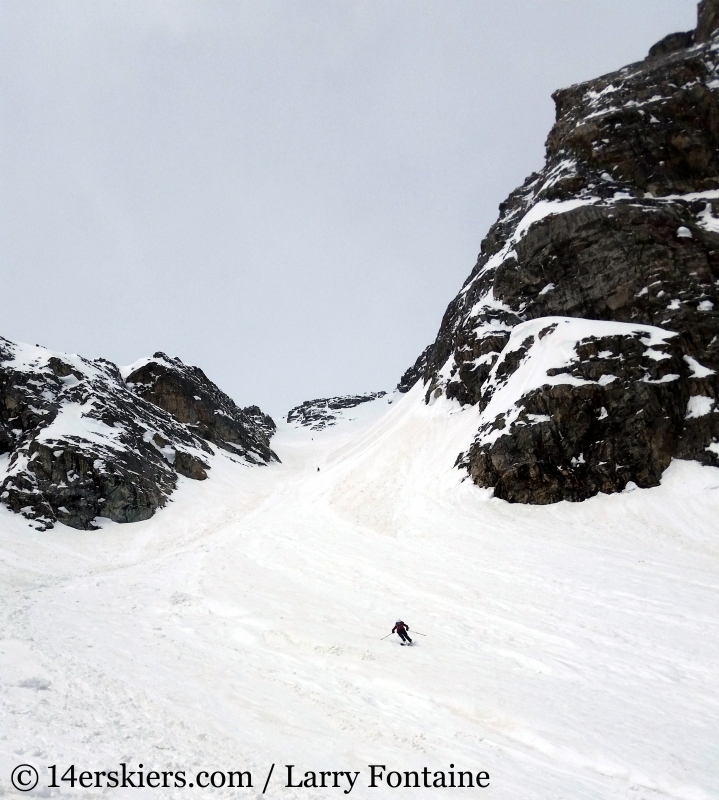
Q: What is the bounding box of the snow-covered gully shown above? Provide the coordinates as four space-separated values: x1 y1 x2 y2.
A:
1 387 718 799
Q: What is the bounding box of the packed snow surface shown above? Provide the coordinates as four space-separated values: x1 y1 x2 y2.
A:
1 386 718 798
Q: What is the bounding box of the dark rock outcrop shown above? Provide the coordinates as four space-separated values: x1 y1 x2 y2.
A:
697 0 719 43
241 405 277 443
0 339 276 530
401 1 719 503
647 32 695 61
124 353 277 465
287 392 388 430
397 346 432 394
457 318 689 503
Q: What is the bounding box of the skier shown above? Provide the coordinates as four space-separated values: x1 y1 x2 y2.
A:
392 620 413 645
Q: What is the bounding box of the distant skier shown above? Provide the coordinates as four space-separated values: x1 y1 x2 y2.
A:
392 620 412 645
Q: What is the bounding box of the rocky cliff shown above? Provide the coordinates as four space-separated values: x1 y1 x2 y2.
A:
0 339 277 530
400 0 719 503
124 353 277 465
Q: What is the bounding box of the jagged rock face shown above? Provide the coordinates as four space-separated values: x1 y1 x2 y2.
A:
287 392 387 431
400 2 719 502
698 0 719 43
124 353 278 465
0 339 276 530
648 32 695 61
241 405 277 443
397 346 432 395
458 318 689 503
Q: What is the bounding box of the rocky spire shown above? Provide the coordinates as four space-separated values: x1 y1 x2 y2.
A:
696 0 719 43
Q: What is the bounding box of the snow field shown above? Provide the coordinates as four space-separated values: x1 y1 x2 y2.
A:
1 385 719 799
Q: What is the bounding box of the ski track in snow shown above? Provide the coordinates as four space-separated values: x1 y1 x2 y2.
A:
1 385 718 799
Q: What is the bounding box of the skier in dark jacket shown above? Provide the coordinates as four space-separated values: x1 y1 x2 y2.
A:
392 620 412 644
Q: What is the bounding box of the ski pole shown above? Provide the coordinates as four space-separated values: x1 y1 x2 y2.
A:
380 633 393 640
412 632 427 636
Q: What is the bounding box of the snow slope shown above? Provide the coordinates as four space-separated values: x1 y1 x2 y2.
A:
1 385 719 798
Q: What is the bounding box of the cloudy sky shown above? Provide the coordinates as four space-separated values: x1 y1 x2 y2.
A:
0 0 699 415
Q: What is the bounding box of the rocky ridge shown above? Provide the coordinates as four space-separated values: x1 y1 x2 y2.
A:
287 392 388 431
0 339 277 530
124 353 277 465
400 0 719 503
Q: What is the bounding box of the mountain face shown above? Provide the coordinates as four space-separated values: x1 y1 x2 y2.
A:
124 353 277 464
287 392 388 431
0 341 277 530
400 0 719 503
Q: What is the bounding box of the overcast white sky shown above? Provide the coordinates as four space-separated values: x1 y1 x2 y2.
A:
0 0 699 416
